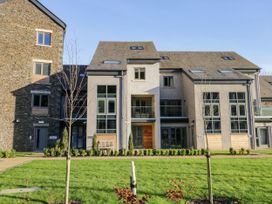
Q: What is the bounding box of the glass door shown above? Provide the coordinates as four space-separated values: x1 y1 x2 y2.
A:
132 126 143 148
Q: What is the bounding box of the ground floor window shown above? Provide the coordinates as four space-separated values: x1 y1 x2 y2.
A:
161 127 187 148
96 115 116 133
71 125 86 149
132 126 144 148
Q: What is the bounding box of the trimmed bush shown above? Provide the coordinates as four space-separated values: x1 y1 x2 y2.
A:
72 149 79 157
79 149 87 157
246 149 250 155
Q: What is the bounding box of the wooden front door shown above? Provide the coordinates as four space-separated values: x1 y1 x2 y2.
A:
143 125 153 149
132 125 153 149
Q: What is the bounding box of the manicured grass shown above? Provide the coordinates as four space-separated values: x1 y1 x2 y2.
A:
0 158 272 203
252 149 272 155
15 152 35 157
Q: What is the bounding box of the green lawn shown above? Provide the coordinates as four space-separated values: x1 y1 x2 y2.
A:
0 158 272 204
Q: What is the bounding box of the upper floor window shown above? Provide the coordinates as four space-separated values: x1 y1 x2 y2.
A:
36 29 52 46
229 92 248 133
163 76 174 87
134 68 145 80
32 94 49 108
203 92 221 133
160 100 182 117
96 85 117 134
34 61 51 76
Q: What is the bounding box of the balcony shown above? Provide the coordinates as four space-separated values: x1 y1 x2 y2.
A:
131 96 155 122
131 106 155 118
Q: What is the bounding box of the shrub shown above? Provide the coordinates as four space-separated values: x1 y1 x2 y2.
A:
49 148 56 157
79 149 87 157
233 150 237 155
239 148 245 155
201 148 205 155
55 147 63 157
138 149 143 156
229 147 234 155
115 187 150 204
72 149 79 157
246 149 250 155
61 127 69 150
0 151 3 158
86 150 93 156
92 134 98 153
143 149 147 156
114 150 118 156
128 133 134 152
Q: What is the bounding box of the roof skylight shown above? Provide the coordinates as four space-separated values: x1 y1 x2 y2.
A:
130 46 144 50
160 56 170 60
222 56 235 60
102 60 121 64
218 68 233 74
190 68 205 74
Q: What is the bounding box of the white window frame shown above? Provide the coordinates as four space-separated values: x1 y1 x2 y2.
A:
97 99 106 115
36 29 53 47
33 59 53 76
107 99 116 115
134 68 145 80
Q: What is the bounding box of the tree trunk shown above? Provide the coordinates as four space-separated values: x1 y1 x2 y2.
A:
65 154 71 204
65 121 72 204
206 151 213 204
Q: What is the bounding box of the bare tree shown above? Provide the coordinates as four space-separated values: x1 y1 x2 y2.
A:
198 78 214 204
57 42 87 204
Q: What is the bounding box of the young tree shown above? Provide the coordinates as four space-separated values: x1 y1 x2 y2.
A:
57 42 87 204
61 127 69 151
202 90 214 204
92 134 98 154
128 133 134 151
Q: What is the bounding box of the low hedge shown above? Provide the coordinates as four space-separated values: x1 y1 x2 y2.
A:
43 148 206 157
0 149 16 158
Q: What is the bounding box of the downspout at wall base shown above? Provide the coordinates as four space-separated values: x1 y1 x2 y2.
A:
246 80 256 149
118 71 124 150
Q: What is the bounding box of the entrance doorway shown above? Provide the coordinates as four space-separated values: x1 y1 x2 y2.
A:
34 127 48 151
256 127 269 148
132 125 153 149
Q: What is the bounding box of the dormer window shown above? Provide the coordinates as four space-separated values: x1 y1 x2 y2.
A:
160 56 170 60
102 60 121 64
130 46 144 50
222 56 235 60
36 29 52 46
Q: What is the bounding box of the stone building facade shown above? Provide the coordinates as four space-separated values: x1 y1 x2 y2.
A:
0 0 66 151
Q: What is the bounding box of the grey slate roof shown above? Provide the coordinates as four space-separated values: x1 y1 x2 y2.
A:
87 41 160 71
260 76 272 98
29 0 66 29
159 51 257 81
158 51 259 70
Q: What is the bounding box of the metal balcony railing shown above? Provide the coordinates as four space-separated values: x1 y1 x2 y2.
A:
131 106 155 118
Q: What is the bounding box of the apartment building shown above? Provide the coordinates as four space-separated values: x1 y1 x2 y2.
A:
86 41 272 150
0 1 271 152
0 0 66 151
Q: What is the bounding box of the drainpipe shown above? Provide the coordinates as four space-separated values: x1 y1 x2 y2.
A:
246 80 256 149
254 71 262 115
118 70 124 149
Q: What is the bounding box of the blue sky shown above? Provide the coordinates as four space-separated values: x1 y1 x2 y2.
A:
40 0 272 73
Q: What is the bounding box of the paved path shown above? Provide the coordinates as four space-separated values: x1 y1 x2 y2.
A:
1 154 272 173
0 157 34 172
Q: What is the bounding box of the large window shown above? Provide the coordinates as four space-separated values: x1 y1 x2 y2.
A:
160 100 182 117
229 92 248 133
32 94 49 107
37 30 52 46
161 127 187 148
134 68 145 80
96 85 116 133
34 62 51 76
203 92 221 133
